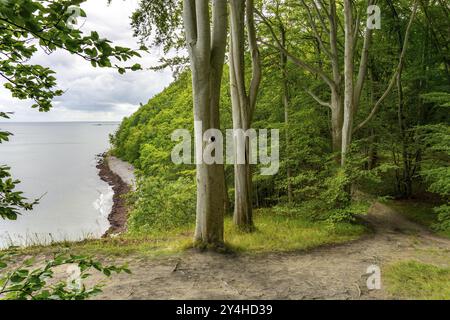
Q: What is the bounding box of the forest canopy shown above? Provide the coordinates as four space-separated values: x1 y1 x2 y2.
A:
111 0 450 243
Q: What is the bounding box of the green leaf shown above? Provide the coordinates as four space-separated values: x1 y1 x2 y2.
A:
131 63 142 71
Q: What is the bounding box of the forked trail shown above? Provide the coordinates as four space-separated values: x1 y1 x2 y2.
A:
92 202 450 300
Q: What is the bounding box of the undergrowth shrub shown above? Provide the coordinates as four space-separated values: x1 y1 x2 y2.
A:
433 204 450 233
128 175 196 233
419 124 450 233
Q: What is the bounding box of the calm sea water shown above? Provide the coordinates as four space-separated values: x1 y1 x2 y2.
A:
0 122 120 248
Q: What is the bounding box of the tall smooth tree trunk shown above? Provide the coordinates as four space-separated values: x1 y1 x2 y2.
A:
341 0 375 166
279 24 293 204
341 0 355 166
222 174 230 214
183 0 228 247
366 67 379 170
229 0 261 230
209 3 231 216
397 73 413 197
331 89 343 153
389 0 413 198
367 129 378 170
329 0 344 155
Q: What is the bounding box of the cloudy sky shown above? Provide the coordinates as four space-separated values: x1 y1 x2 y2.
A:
0 0 174 122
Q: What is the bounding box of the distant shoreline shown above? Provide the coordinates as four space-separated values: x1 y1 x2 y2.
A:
0 121 121 124
97 154 132 237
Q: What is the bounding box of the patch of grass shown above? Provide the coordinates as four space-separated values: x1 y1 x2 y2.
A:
224 208 367 253
6 208 368 258
388 201 450 238
13 227 195 258
438 230 450 239
388 201 437 226
384 261 450 300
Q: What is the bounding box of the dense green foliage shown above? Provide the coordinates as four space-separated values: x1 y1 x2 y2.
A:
418 93 450 232
112 70 371 232
112 0 449 235
0 0 448 301
112 73 196 233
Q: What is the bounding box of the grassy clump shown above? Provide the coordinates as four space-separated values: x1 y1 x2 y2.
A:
9 208 367 258
384 261 450 300
388 201 437 227
224 208 367 253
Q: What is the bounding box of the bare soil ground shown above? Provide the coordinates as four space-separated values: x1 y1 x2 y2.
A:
89 202 449 300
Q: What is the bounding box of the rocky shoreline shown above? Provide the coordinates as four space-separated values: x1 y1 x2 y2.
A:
96 154 131 237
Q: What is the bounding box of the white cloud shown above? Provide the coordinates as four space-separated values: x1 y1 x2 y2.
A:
0 0 173 122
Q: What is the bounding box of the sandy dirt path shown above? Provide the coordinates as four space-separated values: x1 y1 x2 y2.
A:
91 202 449 300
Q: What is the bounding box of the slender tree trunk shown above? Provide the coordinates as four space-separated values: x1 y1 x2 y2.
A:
367 67 378 170
183 0 227 247
233 159 254 227
229 0 261 230
208 1 231 216
229 0 252 229
331 89 343 152
279 24 293 204
341 0 355 166
367 129 378 170
397 74 413 198
223 174 230 214
389 1 413 198
329 0 343 155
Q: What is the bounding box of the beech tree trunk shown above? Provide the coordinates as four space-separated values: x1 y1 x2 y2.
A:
229 0 261 230
183 0 228 247
331 89 343 153
341 0 355 166
329 0 343 155
389 0 413 198
279 23 293 204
